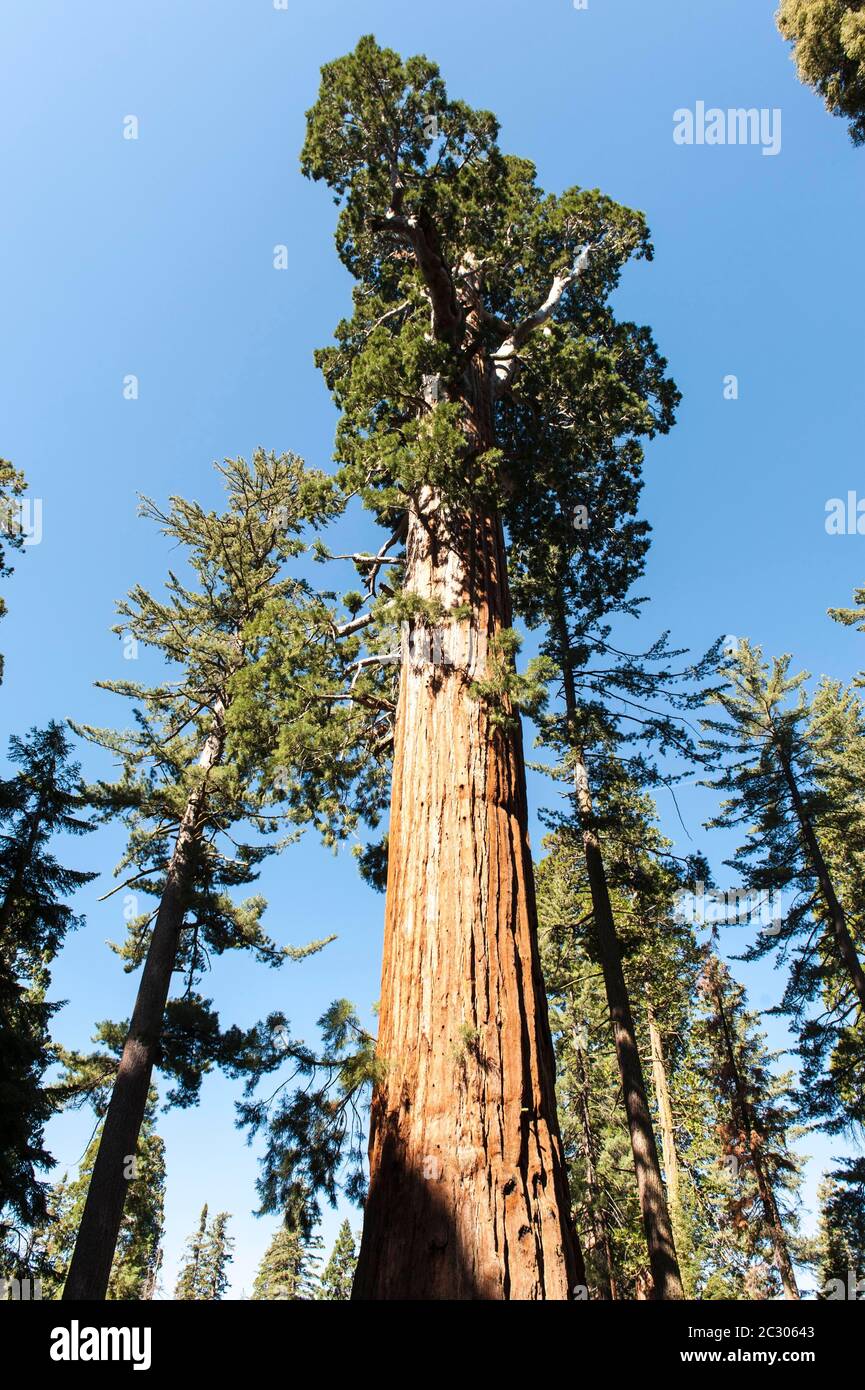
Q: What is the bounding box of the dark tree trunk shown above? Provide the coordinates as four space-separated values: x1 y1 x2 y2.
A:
63 722 223 1301
557 622 683 1299
710 975 800 1300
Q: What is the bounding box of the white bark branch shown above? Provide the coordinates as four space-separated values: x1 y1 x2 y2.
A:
490 239 603 397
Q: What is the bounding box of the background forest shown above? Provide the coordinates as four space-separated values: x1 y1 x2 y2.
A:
1 0 864 1300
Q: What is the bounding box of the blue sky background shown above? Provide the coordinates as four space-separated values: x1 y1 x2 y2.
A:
1 0 863 1296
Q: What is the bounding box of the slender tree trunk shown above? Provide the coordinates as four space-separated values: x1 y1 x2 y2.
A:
647 1005 692 1294
711 977 800 1300
352 490 581 1300
573 757 684 1299
646 1009 680 1216
779 750 865 1012
63 720 224 1301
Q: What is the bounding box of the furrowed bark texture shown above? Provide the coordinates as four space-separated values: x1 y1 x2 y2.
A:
63 721 223 1301
352 493 581 1300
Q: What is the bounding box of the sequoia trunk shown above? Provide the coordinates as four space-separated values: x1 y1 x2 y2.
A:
352 492 581 1300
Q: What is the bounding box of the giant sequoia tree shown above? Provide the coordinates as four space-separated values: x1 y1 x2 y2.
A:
301 35 683 1297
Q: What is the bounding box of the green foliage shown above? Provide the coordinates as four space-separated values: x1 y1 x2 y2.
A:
69 451 390 1109
702 640 865 1135
23 1103 165 1299
777 0 865 144
238 1000 381 1232
317 1219 357 1300
694 956 805 1297
0 723 95 1243
252 1219 322 1301
468 630 550 729
302 35 681 755
175 1205 233 1300
810 1159 865 1295
536 810 735 1299
174 1204 208 1300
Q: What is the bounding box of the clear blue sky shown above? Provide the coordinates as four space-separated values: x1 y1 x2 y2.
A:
1 0 863 1295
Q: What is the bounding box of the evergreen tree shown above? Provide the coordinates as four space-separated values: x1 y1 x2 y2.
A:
694 956 803 1300
537 840 646 1299
703 642 865 1139
0 722 95 1248
251 1219 322 1301
518 595 710 1298
811 1160 865 1298
302 31 685 1297
798 675 865 1134
175 1206 235 1299
175 1205 209 1301
777 0 865 145
199 1211 233 1300
24 1103 165 1300
537 811 732 1300
238 998 380 1235
63 451 374 1300
318 1219 357 1300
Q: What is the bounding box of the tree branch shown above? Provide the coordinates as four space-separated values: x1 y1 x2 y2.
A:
491 239 603 397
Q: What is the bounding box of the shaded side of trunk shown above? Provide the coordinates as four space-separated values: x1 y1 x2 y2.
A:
779 749 865 1013
63 721 224 1301
711 978 800 1300
353 493 581 1300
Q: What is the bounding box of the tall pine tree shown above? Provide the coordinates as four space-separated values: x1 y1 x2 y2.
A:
63 451 369 1299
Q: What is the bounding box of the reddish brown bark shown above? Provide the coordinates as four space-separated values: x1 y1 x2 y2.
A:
352 494 581 1300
